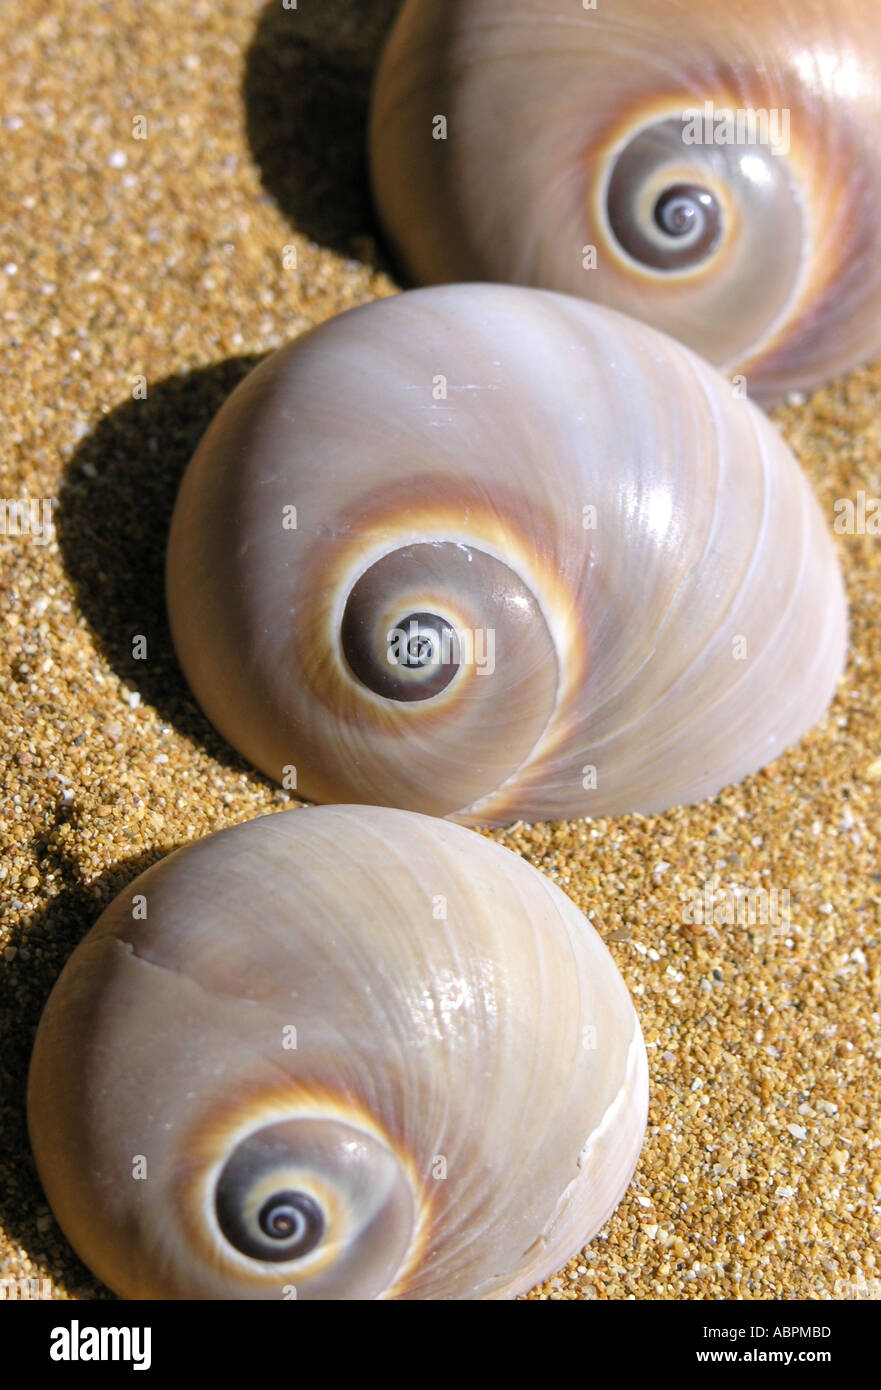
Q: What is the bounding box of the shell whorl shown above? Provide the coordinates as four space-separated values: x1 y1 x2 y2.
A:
166 284 846 825
27 805 648 1300
369 0 881 403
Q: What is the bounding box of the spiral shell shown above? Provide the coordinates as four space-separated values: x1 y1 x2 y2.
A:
27 805 648 1300
165 284 846 825
369 0 881 404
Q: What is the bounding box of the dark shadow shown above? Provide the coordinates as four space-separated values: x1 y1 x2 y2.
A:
0 826 188 1298
57 358 276 770
243 0 403 261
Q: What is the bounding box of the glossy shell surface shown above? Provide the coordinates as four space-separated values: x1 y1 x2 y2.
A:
370 0 881 403
165 284 846 824
28 805 649 1300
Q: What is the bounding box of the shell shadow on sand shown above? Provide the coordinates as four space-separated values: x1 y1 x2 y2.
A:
243 0 402 261
56 358 264 766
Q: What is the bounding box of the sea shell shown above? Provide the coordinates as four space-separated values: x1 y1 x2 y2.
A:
165 283 846 825
27 804 648 1300
369 0 881 404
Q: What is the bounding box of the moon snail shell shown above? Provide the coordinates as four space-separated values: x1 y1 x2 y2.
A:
369 0 881 404
27 805 649 1300
165 284 846 825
